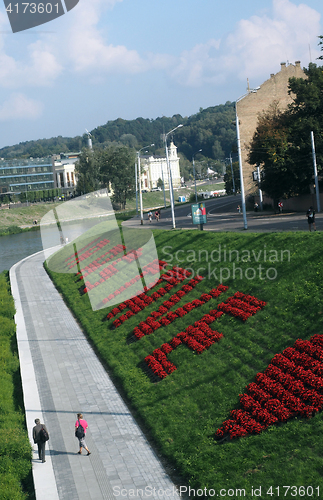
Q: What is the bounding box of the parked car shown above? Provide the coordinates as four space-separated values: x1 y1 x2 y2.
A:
151 187 162 192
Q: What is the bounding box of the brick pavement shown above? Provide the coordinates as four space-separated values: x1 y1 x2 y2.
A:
10 250 181 500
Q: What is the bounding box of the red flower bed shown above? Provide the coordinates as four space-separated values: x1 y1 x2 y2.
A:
104 264 192 320
144 317 225 378
134 284 229 338
217 293 266 321
216 333 323 440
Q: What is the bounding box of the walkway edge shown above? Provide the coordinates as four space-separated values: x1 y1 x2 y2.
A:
10 251 59 500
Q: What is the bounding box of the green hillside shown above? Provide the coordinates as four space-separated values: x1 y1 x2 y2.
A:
46 229 323 500
0 103 236 164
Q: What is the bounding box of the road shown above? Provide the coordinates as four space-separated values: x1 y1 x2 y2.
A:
124 195 319 232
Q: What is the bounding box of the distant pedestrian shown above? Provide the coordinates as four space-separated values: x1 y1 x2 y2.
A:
254 202 259 212
155 210 159 221
237 205 241 213
157 208 161 219
75 413 91 456
33 418 49 463
306 206 316 231
148 211 152 222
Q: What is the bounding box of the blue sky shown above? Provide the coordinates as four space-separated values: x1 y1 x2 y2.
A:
0 0 322 148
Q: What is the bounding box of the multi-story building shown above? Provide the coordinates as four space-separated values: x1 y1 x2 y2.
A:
140 141 181 190
237 61 306 195
52 152 79 195
0 157 54 197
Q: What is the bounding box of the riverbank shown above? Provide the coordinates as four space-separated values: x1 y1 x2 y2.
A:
0 202 60 235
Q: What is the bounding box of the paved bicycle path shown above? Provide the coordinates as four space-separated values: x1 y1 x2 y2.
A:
10 249 180 500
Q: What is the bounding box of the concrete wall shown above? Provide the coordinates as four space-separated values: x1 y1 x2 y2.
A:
254 193 322 213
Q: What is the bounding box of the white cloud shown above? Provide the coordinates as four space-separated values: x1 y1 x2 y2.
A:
64 0 146 73
0 38 63 88
0 93 43 120
0 0 320 94
0 0 130 88
170 0 321 87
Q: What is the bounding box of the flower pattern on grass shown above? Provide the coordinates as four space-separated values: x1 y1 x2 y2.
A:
215 334 323 440
107 266 192 326
144 290 266 379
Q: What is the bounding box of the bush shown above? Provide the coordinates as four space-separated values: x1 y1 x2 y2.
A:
0 272 33 499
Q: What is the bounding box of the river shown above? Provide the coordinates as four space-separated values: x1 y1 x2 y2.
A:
0 230 43 273
0 217 116 273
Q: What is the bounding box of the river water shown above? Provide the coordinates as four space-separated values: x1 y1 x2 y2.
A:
0 217 122 273
0 230 43 273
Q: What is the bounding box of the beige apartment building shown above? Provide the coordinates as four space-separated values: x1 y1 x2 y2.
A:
237 61 306 195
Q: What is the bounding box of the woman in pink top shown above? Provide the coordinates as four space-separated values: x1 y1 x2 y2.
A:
75 413 91 455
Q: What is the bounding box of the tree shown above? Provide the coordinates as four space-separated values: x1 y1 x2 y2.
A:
287 62 323 191
248 56 323 203
75 148 100 194
248 102 299 204
99 145 136 210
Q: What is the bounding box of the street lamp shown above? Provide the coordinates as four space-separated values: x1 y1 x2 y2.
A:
135 160 138 214
164 124 183 229
192 149 202 202
137 144 154 225
229 152 235 194
236 87 259 230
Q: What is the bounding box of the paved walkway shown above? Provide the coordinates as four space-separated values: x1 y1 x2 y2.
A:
10 249 181 500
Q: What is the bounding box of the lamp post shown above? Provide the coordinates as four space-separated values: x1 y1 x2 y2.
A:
135 160 138 214
137 144 154 225
192 149 202 202
236 87 259 230
164 124 183 229
160 163 167 208
311 131 321 212
25 167 29 206
229 152 235 194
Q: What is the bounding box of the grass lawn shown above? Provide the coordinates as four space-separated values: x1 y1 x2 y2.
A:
0 272 34 500
0 202 61 234
46 229 323 499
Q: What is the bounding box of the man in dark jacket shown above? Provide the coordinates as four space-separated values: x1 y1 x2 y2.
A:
32 418 49 462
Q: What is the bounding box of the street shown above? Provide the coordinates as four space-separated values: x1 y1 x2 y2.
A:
124 195 319 232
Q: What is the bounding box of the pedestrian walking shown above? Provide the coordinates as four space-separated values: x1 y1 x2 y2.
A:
237 205 241 213
254 202 259 212
75 413 91 456
33 418 49 463
154 210 159 221
148 211 152 222
306 206 317 232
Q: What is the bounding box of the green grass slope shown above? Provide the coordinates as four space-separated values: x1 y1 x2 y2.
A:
0 272 34 500
46 230 323 500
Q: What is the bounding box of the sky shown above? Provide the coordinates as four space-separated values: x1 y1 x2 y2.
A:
0 0 322 149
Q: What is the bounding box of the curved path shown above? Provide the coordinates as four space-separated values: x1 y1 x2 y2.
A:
10 249 180 500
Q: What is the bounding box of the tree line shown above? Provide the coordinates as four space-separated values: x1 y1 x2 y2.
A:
1 188 62 205
0 104 236 171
